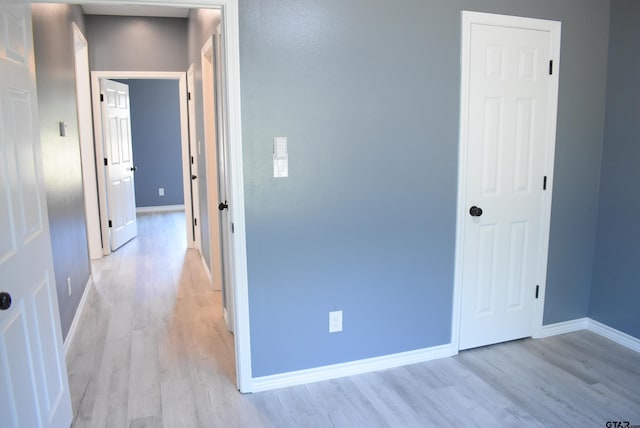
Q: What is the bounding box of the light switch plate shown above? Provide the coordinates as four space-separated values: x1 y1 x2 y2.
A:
273 137 288 177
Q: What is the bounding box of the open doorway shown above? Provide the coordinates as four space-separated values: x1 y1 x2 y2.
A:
90 71 193 254
54 1 251 392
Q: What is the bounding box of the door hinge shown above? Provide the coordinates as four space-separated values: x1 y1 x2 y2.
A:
194 218 197 226
188 92 192 101
549 60 553 75
191 156 194 164
231 222 235 234
108 220 112 228
100 93 104 102
535 285 540 299
543 176 547 190
104 158 108 166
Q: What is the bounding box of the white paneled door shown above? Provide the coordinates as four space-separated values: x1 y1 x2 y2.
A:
100 79 138 251
214 28 235 332
458 14 559 350
0 2 73 427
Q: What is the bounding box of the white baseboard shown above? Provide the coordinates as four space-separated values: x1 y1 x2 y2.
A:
200 252 213 283
250 344 453 393
136 204 185 214
64 276 94 356
587 318 640 354
535 317 590 338
249 318 640 393
536 317 640 354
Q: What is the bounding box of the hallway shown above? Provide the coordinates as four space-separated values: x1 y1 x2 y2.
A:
66 212 241 427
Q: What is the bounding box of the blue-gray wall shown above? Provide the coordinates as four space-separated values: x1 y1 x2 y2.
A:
239 0 610 377
115 79 184 207
84 15 188 72
32 4 91 340
590 0 640 339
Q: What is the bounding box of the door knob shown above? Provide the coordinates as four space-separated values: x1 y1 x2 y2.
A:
0 292 11 310
130 166 137 172
469 206 483 217
191 174 197 180
218 201 228 211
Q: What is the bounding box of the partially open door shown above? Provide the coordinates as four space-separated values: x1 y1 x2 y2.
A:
215 26 236 332
100 79 138 251
0 3 73 426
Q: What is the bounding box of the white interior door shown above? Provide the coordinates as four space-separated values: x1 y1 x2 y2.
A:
201 43 224 294
458 14 559 350
100 79 138 251
0 3 73 427
215 26 236 332
186 65 201 251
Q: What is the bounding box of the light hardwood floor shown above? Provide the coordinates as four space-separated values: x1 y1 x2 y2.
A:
66 212 640 427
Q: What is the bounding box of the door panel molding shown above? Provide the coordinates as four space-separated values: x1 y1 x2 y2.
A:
0 3 72 425
452 11 561 353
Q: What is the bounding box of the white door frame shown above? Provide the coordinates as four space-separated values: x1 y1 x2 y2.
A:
78 0 251 392
72 22 102 261
451 11 561 354
186 64 202 253
91 71 194 253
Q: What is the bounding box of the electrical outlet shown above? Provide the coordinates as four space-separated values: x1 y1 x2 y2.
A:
329 310 342 333
67 277 72 296
159 187 164 196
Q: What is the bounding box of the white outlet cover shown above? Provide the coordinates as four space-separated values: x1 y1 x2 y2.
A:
329 310 343 333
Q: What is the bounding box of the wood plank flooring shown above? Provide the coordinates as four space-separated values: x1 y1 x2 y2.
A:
66 212 640 427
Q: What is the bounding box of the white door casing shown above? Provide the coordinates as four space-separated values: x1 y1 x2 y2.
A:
209 27 236 332
454 12 561 351
72 23 102 260
186 64 202 252
0 2 73 426
92 71 193 252
100 79 138 251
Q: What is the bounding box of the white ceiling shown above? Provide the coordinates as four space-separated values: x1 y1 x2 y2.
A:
81 4 191 18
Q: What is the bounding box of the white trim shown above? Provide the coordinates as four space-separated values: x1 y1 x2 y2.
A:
177 72 194 250
91 71 194 252
63 276 94 356
136 204 185 214
200 251 213 284
72 22 102 261
535 317 589 338
452 11 562 352
71 0 250 393
185 64 201 252
587 319 640 354
218 1 252 392
251 344 454 393
535 317 640 354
